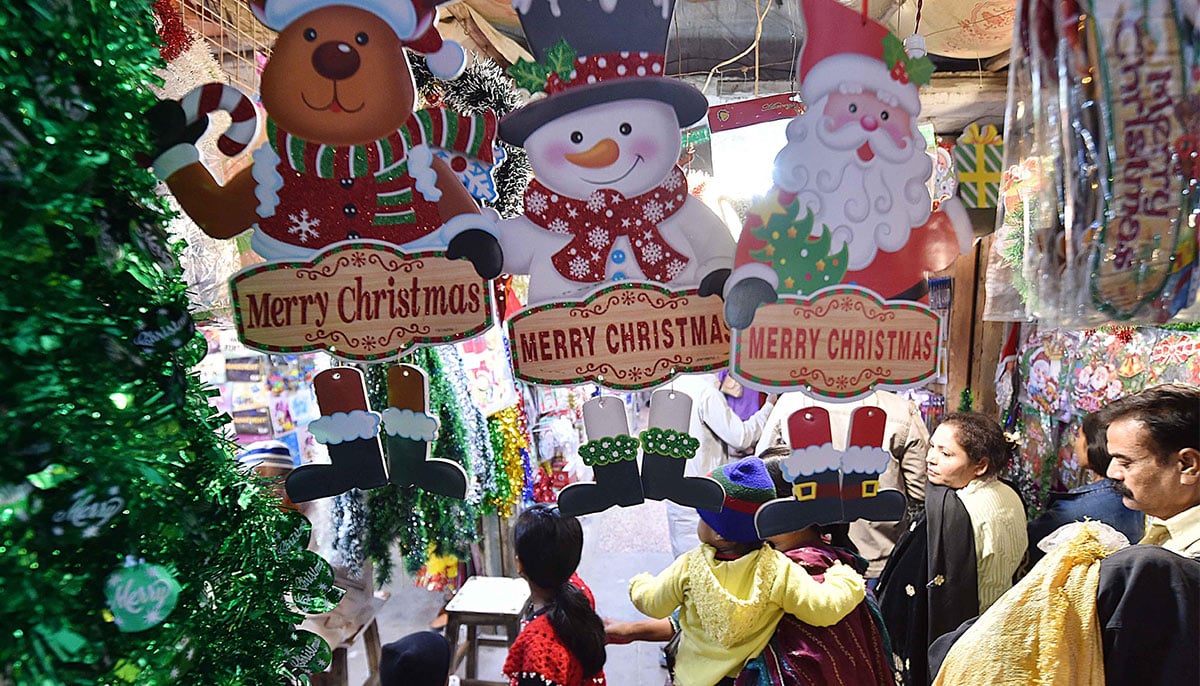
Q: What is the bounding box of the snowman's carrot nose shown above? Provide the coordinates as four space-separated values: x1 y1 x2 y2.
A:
565 138 619 168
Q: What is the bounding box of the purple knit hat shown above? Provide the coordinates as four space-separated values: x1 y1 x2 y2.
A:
698 457 777 543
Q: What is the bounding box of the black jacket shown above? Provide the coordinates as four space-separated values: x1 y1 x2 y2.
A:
877 484 977 686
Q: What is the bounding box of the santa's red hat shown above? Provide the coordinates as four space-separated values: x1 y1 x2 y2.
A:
249 0 467 79
799 0 920 116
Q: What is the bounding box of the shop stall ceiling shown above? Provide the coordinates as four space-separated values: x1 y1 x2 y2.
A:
178 0 1008 133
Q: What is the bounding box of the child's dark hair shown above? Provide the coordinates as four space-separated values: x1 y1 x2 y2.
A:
514 504 606 678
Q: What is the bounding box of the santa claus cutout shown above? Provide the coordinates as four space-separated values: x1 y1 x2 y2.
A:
723 0 973 329
493 0 735 306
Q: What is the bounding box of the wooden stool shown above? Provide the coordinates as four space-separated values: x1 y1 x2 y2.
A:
444 576 531 686
310 561 391 686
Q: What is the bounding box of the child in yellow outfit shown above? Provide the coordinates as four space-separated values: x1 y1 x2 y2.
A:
629 457 866 686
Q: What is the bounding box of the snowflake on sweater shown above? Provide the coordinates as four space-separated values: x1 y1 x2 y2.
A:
642 242 664 264
643 200 664 223
569 256 591 279
287 209 320 243
587 191 607 213
587 226 609 250
549 218 571 234
527 191 549 215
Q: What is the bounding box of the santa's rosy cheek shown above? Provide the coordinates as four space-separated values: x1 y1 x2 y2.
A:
882 121 911 147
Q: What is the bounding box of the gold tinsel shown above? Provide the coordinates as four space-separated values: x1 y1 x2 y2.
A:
489 406 529 518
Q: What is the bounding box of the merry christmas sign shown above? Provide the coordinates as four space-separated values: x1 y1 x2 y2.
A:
507 282 730 390
731 286 941 400
231 241 493 362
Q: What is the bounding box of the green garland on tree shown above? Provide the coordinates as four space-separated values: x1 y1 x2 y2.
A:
0 2 335 683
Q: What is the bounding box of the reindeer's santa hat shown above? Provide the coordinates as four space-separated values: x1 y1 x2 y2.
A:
249 0 468 79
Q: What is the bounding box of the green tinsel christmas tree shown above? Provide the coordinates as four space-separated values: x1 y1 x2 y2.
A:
749 197 850 295
1 2 337 682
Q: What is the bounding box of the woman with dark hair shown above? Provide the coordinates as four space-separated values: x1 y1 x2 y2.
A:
503 504 606 686
877 412 1027 686
1025 410 1145 564
922 412 1027 610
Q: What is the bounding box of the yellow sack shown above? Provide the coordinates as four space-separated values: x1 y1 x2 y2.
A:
933 522 1129 686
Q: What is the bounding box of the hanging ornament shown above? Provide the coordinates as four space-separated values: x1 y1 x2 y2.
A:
274 511 313 559
45 484 125 540
282 630 333 675
134 305 195 356
287 551 343 615
105 558 181 633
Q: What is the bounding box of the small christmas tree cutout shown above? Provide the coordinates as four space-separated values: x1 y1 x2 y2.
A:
748 196 850 294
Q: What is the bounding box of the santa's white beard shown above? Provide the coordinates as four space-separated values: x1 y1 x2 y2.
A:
772 103 933 271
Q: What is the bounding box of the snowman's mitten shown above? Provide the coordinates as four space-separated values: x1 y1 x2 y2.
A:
723 277 778 329
444 209 503 279
446 229 503 280
698 268 731 299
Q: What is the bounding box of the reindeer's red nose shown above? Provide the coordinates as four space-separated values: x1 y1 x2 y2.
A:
312 41 360 80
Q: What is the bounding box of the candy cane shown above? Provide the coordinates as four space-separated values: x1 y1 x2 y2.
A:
179 82 258 157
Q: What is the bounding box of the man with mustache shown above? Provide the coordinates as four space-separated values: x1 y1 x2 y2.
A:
1104 384 1200 555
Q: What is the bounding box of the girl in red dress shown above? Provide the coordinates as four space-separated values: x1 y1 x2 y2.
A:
503 504 606 686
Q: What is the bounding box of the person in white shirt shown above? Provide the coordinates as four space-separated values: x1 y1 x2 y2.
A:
665 373 775 557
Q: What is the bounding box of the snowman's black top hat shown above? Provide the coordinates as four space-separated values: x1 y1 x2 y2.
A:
499 0 708 147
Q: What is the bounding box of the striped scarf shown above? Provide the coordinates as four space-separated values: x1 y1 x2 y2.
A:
269 107 497 181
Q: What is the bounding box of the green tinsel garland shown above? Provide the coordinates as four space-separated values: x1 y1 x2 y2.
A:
363 349 484 583
957 388 974 413
0 2 335 683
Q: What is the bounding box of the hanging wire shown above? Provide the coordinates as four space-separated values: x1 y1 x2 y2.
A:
700 0 773 94
785 0 802 94
753 0 762 95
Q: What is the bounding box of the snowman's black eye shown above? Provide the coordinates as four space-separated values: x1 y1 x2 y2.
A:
880 110 889 121
619 122 632 135
848 103 857 113
570 131 583 144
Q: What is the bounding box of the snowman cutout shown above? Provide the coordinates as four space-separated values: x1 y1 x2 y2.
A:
491 0 735 306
